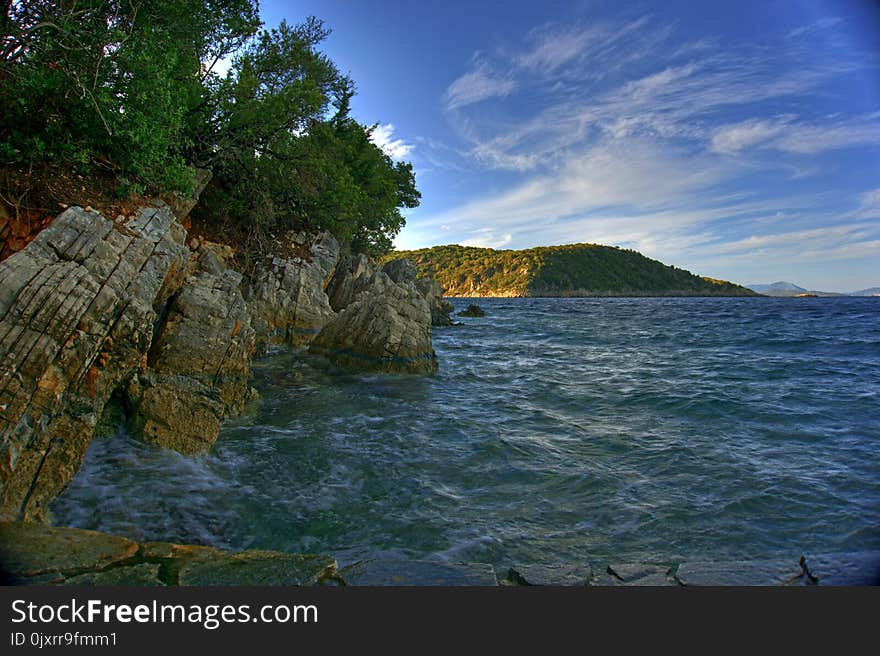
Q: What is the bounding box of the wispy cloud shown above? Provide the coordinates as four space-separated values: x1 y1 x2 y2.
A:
711 116 880 155
415 12 880 286
516 25 595 72
444 62 516 110
370 123 413 160
787 16 843 39
711 118 792 154
460 228 513 249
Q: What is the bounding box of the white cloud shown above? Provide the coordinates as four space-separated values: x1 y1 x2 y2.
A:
711 118 791 154
460 228 513 249
411 12 880 286
517 26 594 72
772 122 880 154
711 117 880 155
787 17 843 39
854 188 880 218
444 64 516 110
370 124 413 160
420 137 733 231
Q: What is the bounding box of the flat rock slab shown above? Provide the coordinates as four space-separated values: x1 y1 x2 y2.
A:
62 563 164 586
503 564 592 586
339 560 498 586
675 559 803 586
0 522 138 580
804 552 880 586
178 551 337 586
0 522 337 586
605 563 677 586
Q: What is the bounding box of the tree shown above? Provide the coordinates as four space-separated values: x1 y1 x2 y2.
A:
0 0 260 191
197 18 419 256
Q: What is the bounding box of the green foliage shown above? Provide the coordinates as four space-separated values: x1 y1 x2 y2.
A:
392 244 757 297
1 0 260 192
1 3 417 256
196 18 418 256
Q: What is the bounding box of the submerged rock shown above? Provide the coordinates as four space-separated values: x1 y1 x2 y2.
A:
0 203 189 521
245 230 340 346
309 272 438 374
337 559 498 586
458 303 486 317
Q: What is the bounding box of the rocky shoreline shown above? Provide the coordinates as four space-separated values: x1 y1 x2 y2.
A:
2 522 876 586
0 191 452 526
1 196 877 587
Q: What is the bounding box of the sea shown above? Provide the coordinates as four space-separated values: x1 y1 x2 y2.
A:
52 297 880 571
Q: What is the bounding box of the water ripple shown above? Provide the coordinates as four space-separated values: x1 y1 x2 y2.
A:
53 297 880 567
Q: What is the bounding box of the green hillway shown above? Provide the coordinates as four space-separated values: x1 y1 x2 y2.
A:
390 243 758 297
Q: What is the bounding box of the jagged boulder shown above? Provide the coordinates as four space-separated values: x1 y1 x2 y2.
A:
381 257 418 284
245 231 340 346
0 203 189 521
309 272 438 374
126 245 255 454
417 276 455 326
326 252 376 312
383 258 453 326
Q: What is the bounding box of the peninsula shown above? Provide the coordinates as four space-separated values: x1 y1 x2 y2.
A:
393 244 757 297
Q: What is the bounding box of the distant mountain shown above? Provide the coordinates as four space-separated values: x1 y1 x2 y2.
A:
389 243 758 297
850 287 880 296
747 281 847 297
748 281 808 294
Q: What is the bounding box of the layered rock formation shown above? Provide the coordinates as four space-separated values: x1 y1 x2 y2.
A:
326 252 376 311
0 199 447 522
126 243 256 454
383 257 454 326
245 231 340 346
310 270 438 374
0 203 189 521
0 522 337 586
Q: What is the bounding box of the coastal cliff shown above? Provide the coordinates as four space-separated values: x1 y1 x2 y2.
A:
0 198 449 524
393 243 757 297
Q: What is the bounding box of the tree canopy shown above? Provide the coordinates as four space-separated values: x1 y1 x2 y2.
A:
0 1 418 256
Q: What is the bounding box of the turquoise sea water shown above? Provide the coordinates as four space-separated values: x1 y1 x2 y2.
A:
53 297 880 569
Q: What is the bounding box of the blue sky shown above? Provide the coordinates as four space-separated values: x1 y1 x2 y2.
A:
261 1 880 291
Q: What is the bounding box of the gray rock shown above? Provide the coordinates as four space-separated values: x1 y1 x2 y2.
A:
309 272 438 374
606 563 677 586
326 252 376 312
338 559 498 586
127 247 255 454
382 258 418 284
416 276 455 326
0 203 189 521
674 559 803 586
178 550 337 586
502 564 592 586
245 231 340 346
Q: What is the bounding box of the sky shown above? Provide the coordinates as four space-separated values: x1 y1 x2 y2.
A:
260 0 880 292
